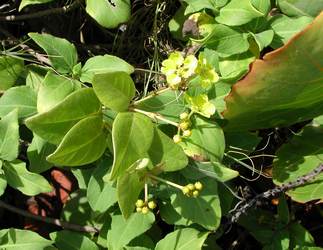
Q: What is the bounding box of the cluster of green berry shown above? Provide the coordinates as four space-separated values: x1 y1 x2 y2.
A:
173 112 192 143
135 199 157 214
182 181 203 197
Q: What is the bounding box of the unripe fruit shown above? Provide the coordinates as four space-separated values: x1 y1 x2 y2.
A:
136 199 144 208
182 186 190 195
192 190 199 197
194 181 203 191
173 134 182 144
141 206 149 214
182 130 192 137
180 112 189 120
187 183 195 191
148 201 157 209
136 207 142 213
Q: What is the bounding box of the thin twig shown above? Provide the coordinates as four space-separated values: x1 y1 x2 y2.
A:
0 200 99 233
0 0 80 22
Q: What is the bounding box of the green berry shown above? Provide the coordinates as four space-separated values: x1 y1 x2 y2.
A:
148 201 157 209
136 199 144 208
136 207 142 213
173 134 182 144
192 190 199 197
182 186 190 195
141 206 149 214
180 112 189 120
187 183 195 191
194 181 203 191
182 130 192 137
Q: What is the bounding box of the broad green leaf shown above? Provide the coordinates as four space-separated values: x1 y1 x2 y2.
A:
47 115 107 166
252 29 274 51
85 0 131 29
0 56 24 91
208 81 231 114
87 158 117 213
273 125 323 202
223 14 323 131
26 67 46 93
3 160 52 196
159 200 191 226
205 25 249 57
92 72 135 112
170 177 221 230
117 169 145 219
25 88 101 144
126 234 155 250
0 228 53 250
71 167 95 189
0 109 19 161
168 6 188 41
107 213 155 250
29 32 78 74
277 0 323 17
251 0 271 16
109 112 154 180
183 0 226 14
225 131 261 151
0 86 37 118
263 230 290 250
135 89 186 123
181 116 225 161
27 134 56 173
155 228 209 250
80 55 134 83
215 0 264 26
269 15 313 48
50 230 99 250
19 0 56 11
148 127 188 172
0 172 6 197
289 223 316 248
37 71 79 113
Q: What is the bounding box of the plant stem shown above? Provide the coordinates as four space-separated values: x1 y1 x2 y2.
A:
0 200 99 233
0 0 80 21
132 108 179 127
133 87 170 105
148 174 184 190
134 68 163 75
144 183 148 203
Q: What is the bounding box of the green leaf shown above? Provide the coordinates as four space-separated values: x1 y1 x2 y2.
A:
29 32 78 74
87 158 117 213
117 169 145 219
148 127 188 172
252 29 274 51
170 177 221 230
0 228 53 250
3 160 52 196
0 172 7 197
109 112 154 180
0 86 37 119
0 109 19 161
85 0 131 29
183 0 225 14
135 89 186 123
225 131 261 151
25 88 101 144
277 0 323 17
223 14 323 131
273 125 323 202
50 230 99 250
37 71 79 113
155 228 209 250
26 66 47 93
0 56 24 91
80 55 134 83
215 0 264 26
181 116 225 161
205 25 249 57
19 0 56 11
27 134 56 173
106 213 155 250
251 0 271 16
92 72 135 112
72 167 95 190
208 81 231 114
47 114 107 166
289 222 316 248
168 6 188 41
159 200 192 226
269 15 313 48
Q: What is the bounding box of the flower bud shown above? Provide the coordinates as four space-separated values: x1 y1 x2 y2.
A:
179 122 190 130
187 183 195 191
173 134 182 144
135 199 144 208
148 201 157 210
136 207 142 213
192 190 199 197
180 112 189 120
141 206 149 214
194 181 203 191
182 130 192 137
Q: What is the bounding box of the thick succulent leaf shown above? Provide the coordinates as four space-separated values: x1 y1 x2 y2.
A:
80 55 134 83
106 213 155 250
3 160 52 196
25 88 101 144
155 228 209 250
28 32 78 74
273 125 323 202
85 0 131 28
223 14 323 131
277 0 323 17
109 112 154 180
0 228 53 250
0 86 37 119
47 115 107 166
0 56 24 91
92 72 135 112
0 109 19 161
